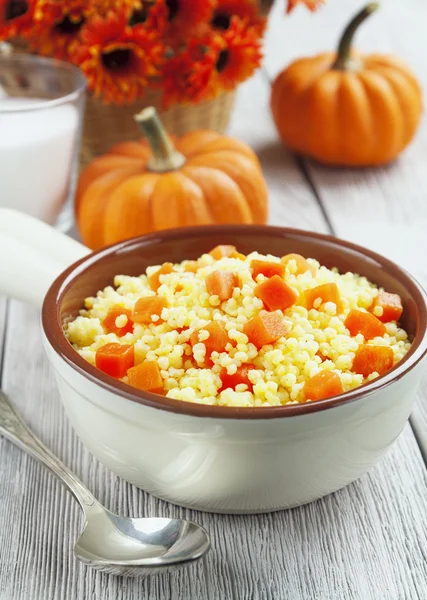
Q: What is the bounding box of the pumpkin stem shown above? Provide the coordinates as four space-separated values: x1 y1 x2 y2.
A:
134 107 186 172
332 2 379 71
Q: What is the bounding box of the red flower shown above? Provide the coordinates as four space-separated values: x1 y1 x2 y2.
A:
212 17 262 91
129 0 168 32
73 10 164 104
0 0 40 39
162 34 219 108
163 0 215 45
286 0 324 13
211 0 266 34
28 0 87 59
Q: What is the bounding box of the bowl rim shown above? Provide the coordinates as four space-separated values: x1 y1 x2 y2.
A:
43 224 427 420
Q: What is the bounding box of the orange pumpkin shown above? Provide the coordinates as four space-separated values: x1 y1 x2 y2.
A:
76 107 268 249
271 3 423 167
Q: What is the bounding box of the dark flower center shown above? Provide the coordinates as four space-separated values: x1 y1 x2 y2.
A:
102 48 133 71
211 13 231 30
5 0 28 21
166 0 179 21
54 15 84 35
129 8 148 26
216 50 229 73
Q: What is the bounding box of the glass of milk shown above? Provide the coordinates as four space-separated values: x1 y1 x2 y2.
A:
0 52 86 231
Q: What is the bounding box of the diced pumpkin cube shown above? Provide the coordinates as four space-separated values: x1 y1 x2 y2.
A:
148 263 174 291
316 350 328 363
220 364 255 392
254 275 298 311
184 260 200 273
176 326 189 334
281 253 316 275
243 311 288 348
103 306 134 336
95 343 134 378
209 245 237 260
344 309 386 340
190 321 229 356
370 291 403 323
303 283 343 313
352 345 394 377
132 296 168 324
206 270 240 302
250 259 285 280
127 360 164 394
230 251 246 260
304 370 344 401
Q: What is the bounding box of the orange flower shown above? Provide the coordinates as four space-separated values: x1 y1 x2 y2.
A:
87 0 139 17
28 0 87 59
34 0 88 21
162 34 219 108
286 0 324 13
162 15 263 107
163 0 215 45
211 0 266 34
73 10 164 104
0 0 40 39
129 0 168 34
213 17 262 91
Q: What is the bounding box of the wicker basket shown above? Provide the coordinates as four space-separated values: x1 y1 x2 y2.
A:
81 90 236 168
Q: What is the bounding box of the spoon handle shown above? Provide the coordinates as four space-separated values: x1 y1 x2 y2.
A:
0 390 96 510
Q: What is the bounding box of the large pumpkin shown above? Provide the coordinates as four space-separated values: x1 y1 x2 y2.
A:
270 3 423 167
76 108 268 249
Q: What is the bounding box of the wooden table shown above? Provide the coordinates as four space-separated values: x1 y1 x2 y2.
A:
1 1 427 598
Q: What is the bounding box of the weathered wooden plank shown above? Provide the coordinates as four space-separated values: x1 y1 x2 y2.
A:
264 0 425 76
227 71 328 232
411 384 427 465
1 300 427 600
0 298 7 375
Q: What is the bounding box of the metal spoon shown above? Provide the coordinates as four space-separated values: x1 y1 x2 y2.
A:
0 390 210 577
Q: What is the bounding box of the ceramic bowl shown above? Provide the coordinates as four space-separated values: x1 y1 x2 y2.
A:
1 209 427 514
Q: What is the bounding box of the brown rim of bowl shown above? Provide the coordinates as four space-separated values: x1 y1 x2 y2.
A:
43 225 427 420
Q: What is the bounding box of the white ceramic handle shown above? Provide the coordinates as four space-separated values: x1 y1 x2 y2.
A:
0 209 90 307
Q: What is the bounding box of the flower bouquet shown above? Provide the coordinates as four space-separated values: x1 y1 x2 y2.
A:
1 0 323 164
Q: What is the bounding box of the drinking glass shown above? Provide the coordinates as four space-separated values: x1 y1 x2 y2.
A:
0 51 86 231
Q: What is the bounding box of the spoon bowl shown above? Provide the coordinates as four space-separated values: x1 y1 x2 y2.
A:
0 390 210 577
74 508 210 576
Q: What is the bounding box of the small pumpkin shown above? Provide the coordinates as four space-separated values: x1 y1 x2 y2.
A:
76 108 268 249
271 3 423 167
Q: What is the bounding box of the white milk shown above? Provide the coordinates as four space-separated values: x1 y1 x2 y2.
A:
0 98 79 223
